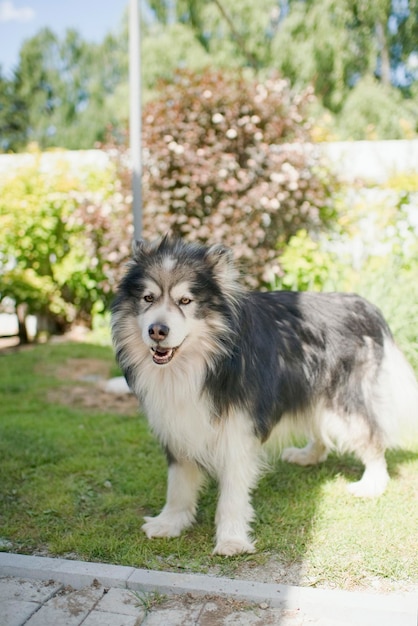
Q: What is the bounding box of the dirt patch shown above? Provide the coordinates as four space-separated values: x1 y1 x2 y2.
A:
48 357 139 416
55 357 111 382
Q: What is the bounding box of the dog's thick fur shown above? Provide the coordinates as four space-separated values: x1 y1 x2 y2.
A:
111 237 418 555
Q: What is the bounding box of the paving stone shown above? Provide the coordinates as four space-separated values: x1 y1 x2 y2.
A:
0 577 63 626
1 600 41 626
95 587 146 617
25 603 86 626
198 600 266 625
195 599 322 626
82 610 142 626
0 576 61 603
24 584 104 626
272 608 313 625
142 601 204 625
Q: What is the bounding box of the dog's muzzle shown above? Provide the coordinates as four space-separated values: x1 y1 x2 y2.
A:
148 323 179 365
150 346 178 365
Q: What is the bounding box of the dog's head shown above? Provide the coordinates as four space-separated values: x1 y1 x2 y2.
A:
114 237 241 366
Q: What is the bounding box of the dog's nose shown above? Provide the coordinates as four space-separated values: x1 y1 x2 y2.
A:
148 323 169 342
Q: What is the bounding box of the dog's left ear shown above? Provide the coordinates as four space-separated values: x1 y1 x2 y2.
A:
132 239 150 261
207 243 234 264
206 244 237 281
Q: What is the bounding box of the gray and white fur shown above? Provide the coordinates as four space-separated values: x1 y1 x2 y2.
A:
111 237 418 556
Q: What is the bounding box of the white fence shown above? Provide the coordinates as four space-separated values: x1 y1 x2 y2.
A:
0 140 417 183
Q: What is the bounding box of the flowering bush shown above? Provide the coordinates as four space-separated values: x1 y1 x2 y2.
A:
140 70 339 286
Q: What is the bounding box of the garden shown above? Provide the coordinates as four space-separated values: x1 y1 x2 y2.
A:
1 70 417 593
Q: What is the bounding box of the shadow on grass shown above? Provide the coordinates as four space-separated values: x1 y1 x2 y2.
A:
385 447 418 476
227 447 418 587
140 446 418 587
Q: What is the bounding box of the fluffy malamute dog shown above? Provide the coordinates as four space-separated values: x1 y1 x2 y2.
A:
111 236 418 555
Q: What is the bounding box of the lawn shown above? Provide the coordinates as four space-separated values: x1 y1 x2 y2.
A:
1 341 417 592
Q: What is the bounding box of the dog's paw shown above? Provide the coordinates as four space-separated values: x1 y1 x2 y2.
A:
347 477 388 498
347 464 390 498
282 445 327 466
213 538 256 556
142 511 194 538
282 446 310 465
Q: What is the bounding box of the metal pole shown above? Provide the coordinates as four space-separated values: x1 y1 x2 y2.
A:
129 0 142 240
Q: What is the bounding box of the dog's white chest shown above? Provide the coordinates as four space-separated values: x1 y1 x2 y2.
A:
148 395 215 459
140 362 217 463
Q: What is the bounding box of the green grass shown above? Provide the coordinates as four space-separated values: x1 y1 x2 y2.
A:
1 342 418 591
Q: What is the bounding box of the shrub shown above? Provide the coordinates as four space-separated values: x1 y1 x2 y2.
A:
140 69 339 286
337 76 417 140
272 229 350 292
0 154 132 334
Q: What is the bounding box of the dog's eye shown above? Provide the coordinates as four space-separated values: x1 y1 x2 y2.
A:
144 294 154 303
179 297 192 306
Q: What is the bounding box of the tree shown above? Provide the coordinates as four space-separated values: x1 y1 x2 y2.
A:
14 28 63 147
142 23 210 91
144 0 418 137
268 0 418 135
337 75 417 138
148 0 280 68
2 0 418 150
271 0 355 112
0 70 27 151
349 0 418 87
12 27 128 150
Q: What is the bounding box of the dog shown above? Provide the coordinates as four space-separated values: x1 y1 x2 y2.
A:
111 236 418 556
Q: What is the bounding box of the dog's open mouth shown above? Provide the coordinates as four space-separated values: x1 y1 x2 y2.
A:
150 346 178 365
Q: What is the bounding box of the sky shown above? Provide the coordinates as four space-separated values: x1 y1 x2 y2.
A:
0 0 129 77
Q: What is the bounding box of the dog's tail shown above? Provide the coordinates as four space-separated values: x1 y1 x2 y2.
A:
375 338 418 449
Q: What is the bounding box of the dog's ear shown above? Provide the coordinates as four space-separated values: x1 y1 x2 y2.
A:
206 244 238 282
206 244 241 294
132 239 149 260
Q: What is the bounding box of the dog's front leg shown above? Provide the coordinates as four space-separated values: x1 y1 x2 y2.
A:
142 459 204 538
213 418 261 556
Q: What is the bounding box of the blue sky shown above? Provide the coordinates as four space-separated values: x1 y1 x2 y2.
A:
0 0 129 77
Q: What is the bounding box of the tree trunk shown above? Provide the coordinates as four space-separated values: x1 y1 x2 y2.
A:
16 303 29 344
376 20 391 85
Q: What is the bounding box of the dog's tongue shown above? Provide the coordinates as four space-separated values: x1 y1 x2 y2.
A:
152 348 174 365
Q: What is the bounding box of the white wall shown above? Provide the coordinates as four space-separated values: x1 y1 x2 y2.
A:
320 140 418 182
0 141 417 183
